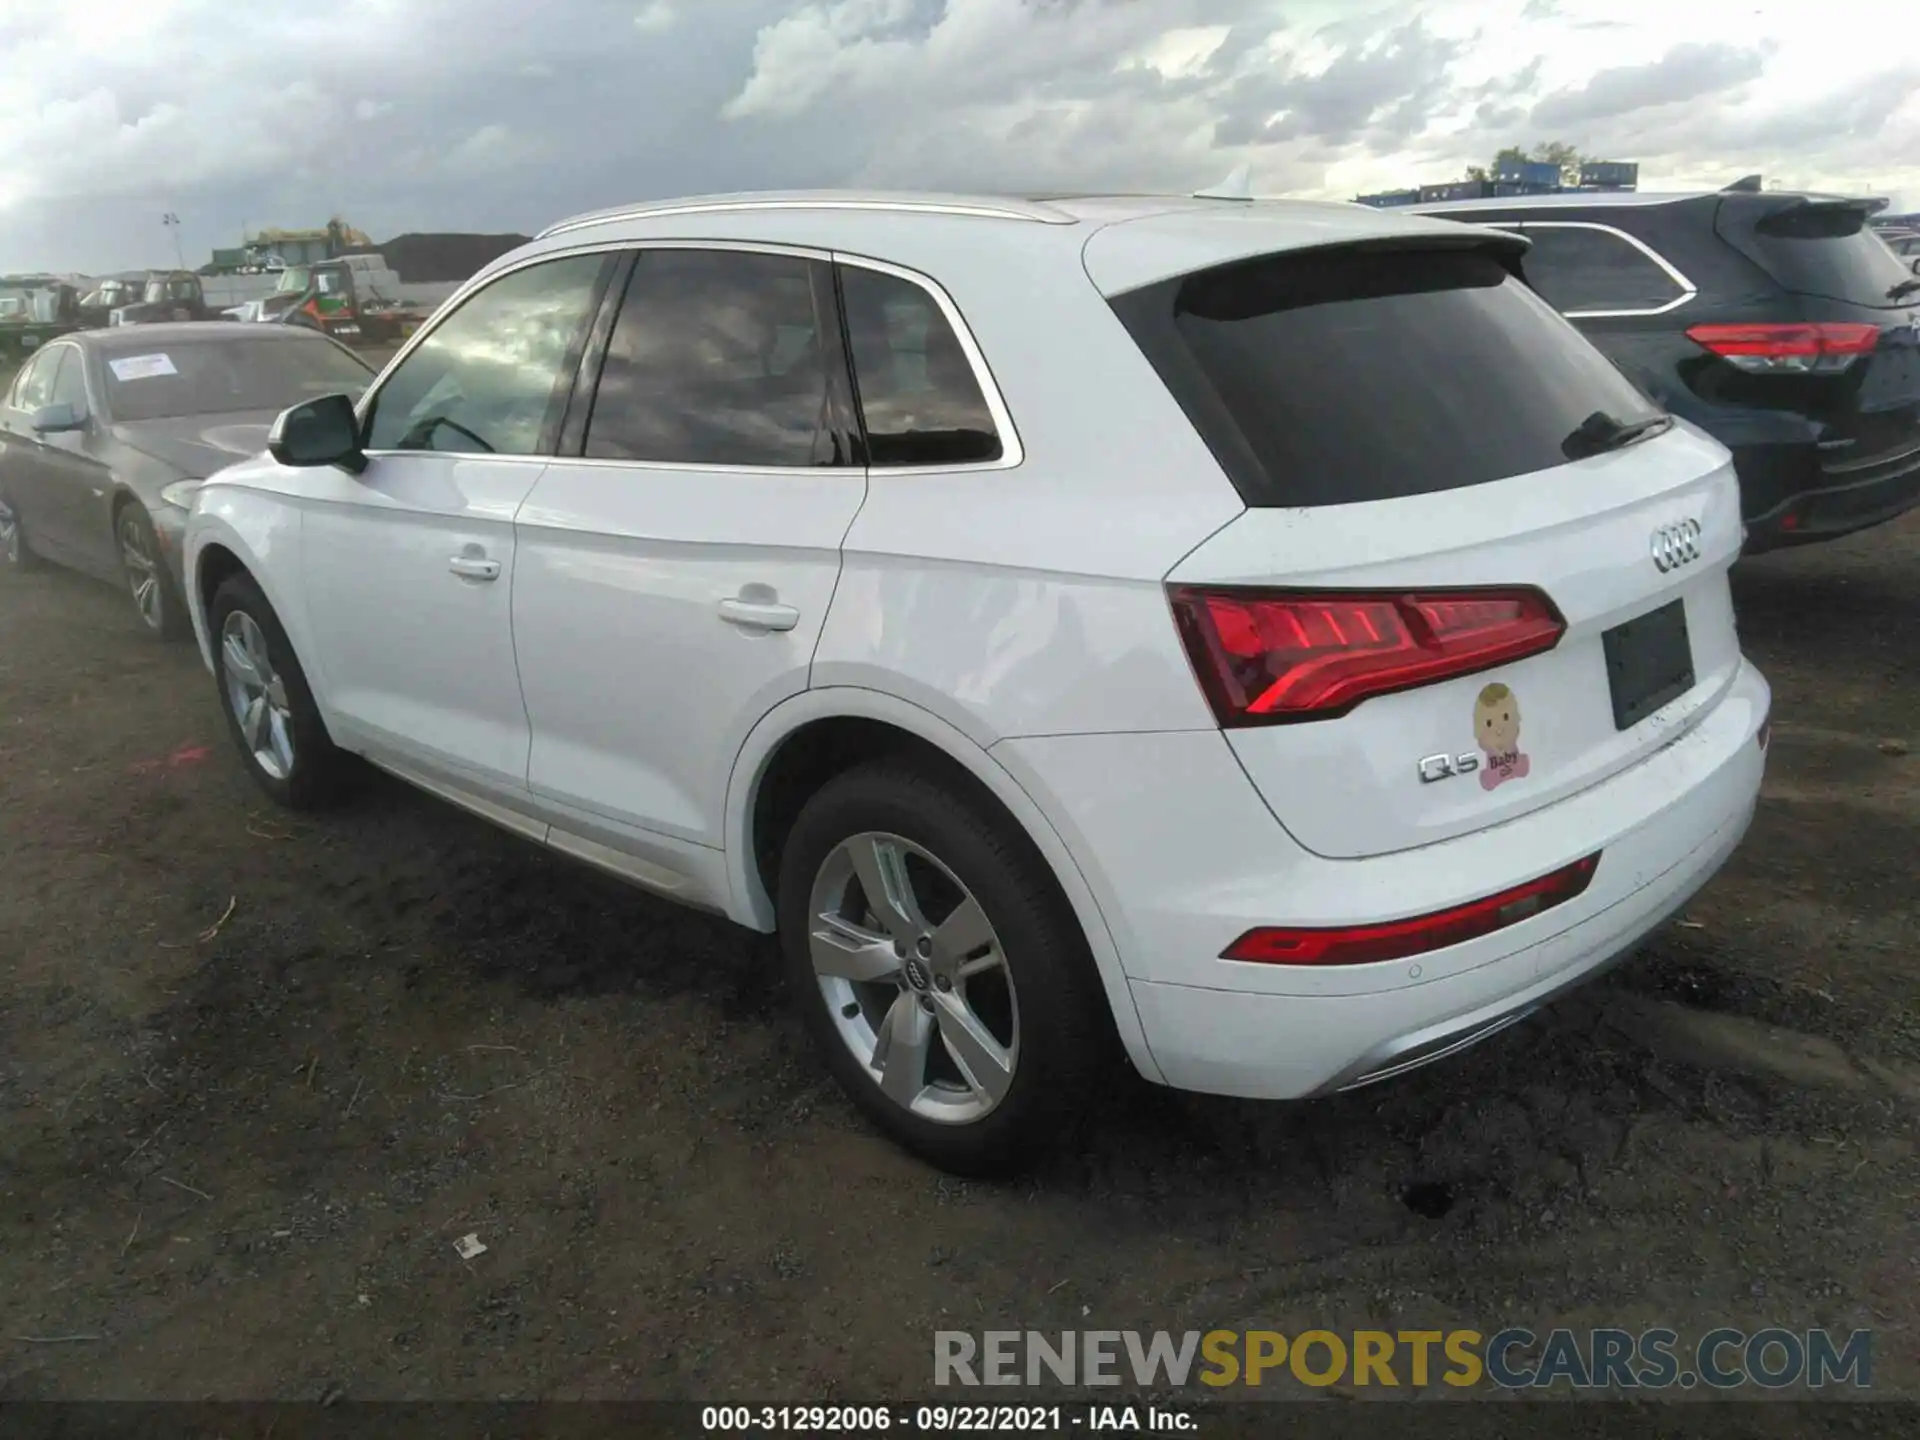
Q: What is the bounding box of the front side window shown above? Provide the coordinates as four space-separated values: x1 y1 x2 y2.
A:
839 266 1002 466
10 348 59 410
364 254 609 455
1519 225 1687 314
583 248 841 468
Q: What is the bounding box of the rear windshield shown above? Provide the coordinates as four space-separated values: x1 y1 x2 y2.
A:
1742 204 1915 309
1108 246 1661 508
101 337 374 422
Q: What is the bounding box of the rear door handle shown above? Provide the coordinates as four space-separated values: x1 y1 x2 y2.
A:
717 597 800 631
448 554 501 581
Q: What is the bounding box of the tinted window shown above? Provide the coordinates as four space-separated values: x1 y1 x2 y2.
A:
10 348 59 410
840 266 1001 466
1745 205 1915 309
49 348 88 411
1519 225 1686 313
100 337 375 423
584 250 840 467
366 254 608 455
1109 246 1664 509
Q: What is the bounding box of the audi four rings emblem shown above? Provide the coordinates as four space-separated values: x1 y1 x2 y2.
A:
1650 519 1703 573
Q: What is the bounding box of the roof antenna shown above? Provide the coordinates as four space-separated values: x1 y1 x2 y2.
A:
1194 164 1253 201
1723 174 1764 193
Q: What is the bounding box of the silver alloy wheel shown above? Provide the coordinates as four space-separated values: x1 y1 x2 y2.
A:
809 831 1020 1125
120 511 163 630
220 609 296 780
0 497 19 565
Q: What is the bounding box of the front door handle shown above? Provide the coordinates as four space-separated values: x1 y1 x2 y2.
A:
717 596 800 632
448 554 501 581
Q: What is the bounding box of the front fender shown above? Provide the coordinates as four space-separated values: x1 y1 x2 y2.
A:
722 685 1165 1085
182 488 328 719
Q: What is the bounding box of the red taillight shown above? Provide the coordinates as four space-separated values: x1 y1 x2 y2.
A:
1167 586 1565 726
1222 854 1602 967
1685 322 1878 375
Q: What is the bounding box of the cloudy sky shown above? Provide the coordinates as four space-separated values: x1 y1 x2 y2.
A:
2 0 1914 273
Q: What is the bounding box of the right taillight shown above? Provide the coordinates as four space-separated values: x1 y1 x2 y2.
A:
1685 322 1878 374
1167 585 1565 727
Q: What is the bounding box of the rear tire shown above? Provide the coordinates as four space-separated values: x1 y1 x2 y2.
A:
208 572 348 810
0 491 38 571
776 761 1105 1175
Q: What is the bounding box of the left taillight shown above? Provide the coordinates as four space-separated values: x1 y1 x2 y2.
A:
1166 585 1565 727
1685 321 1878 375
1222 853 1602 966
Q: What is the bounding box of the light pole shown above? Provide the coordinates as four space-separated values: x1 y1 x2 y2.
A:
161 212 185 270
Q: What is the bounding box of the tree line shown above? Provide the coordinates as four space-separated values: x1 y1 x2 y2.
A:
1465 141 1586 185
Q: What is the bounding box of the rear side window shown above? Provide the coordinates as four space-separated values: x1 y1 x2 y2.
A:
1108 246 1663 509
839 266 1001 466
1519 225 1688 314
585 249 843 468
1740 204 1915 308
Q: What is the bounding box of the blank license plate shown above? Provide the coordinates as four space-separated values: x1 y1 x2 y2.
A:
1603 598 1695 730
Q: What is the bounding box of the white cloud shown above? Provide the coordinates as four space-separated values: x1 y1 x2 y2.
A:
3 0 1919 271
633 0 675 33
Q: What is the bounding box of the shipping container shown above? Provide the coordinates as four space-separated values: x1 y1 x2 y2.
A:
1579 161 1639 188
1494 159 1561 187
1355 188 1421 208
1417 180 1493 203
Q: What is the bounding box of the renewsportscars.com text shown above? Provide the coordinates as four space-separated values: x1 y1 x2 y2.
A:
933 1327 1873 1392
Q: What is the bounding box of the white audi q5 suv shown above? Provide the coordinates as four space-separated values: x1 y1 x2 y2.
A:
182 189 1770 1173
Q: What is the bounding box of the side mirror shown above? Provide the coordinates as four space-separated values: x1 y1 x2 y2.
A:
268 393 365 473
30 402 85 435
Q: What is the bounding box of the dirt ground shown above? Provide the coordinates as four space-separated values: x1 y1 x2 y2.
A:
0 510 1915 1408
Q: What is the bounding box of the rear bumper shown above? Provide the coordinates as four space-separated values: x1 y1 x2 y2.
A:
995 660 1769 1101
1732 439 1920 551
1130 792 1751 1099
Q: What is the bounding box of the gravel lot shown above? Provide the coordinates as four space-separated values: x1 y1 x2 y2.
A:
0 507 1915 1406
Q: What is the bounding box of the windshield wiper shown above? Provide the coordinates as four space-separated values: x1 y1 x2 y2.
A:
1887 277 1920 302
1562 410 1673 461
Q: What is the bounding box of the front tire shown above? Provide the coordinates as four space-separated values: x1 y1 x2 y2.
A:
118 504 188 639
777 761 1105 1175
209 572 347 809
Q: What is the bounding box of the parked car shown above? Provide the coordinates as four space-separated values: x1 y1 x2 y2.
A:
1412 183 1920 551
0 323 375 637
182 190 1769 1173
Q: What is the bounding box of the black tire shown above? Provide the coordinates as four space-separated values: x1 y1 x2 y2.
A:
208 571 349 809
0 490 39 571
116 503 189 640
776 761 1106 1175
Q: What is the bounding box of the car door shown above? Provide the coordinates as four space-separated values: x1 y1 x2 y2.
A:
36 345 119 575
511 244 866 856
0 348 66 555
297 249 618 801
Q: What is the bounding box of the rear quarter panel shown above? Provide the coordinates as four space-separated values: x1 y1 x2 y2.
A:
811 225 1243 744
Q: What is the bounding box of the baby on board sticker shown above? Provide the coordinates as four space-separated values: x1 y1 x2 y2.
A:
1474 682 1530 790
